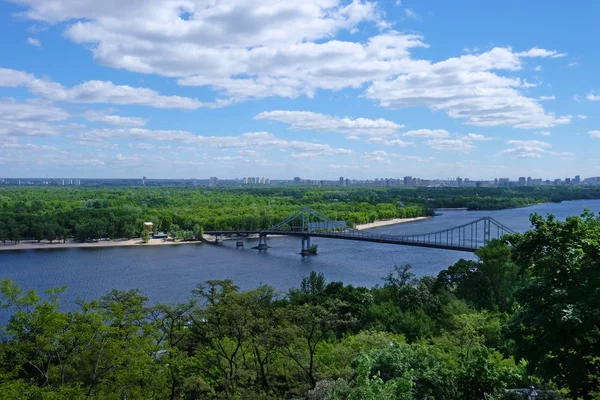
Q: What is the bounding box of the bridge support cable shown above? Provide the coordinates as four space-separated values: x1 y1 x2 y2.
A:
206 208 516 253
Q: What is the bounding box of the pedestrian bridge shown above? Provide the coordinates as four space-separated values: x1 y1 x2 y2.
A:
205 207 515 254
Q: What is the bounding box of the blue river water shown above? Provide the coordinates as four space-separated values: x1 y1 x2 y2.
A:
1 200 599 308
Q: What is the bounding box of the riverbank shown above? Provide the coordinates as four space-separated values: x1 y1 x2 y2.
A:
0 238 203 251
0 216 433 251
355 216 431 230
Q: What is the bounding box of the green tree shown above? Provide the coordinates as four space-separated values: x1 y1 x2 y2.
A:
506 212 600 399
141 229 150 243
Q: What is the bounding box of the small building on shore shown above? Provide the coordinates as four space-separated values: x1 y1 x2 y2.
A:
144 222 153 233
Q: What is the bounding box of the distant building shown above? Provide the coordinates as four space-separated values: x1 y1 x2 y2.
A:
339 176 345 186
574 175 581 185
527 177 532 186
456 176 463 186
209 177 218 186
404 176 413 186
498 178 510 187
293 177 301 184
518 177 526 186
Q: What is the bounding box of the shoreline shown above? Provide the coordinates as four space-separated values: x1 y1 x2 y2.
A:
0 238 202 252
0 216 433 252
355 216 431 230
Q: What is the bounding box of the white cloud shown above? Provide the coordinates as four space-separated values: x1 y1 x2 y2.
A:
0 98 69 137
0 66 207 109
28 79 208 109
0 67 33 87
461 133 490 141
589 131 600 138
5 1 571 130
360 150 391 163
517 48 566 58
501 139 552 159
586 92 600 101
538 131 551 136
75 128 352 158
539 95 555 100
402 129 450 138
426 138 475 153
84 111 147 127
27 37 41 47
255 110 402 136
578 115 588 120
365 47 572 129
365 137 414 147
534 65 542 71
404 8 420 20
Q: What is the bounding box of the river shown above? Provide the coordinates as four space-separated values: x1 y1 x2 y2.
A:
1 200 599 308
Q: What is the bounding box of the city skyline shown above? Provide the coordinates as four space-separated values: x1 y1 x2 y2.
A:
1 1 599 179
3 173 599 188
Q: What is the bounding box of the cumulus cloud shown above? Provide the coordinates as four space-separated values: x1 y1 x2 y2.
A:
74 128 352 158
587 92 600 101
27 37 41 47
365 137 414 147
538 131 551 136
539 95 555 100
84 111 147 127
365 47 572 129
402 129 450 138
0 66 207 109
589 131 600 138
461 133 490 141
578 115 588 120
6 1 568 129
0 98 69 137
501 140 552 159
0 67 33 87
254 110 403 136
426 139 475 153
28 79 208 109
404 8 420 20
360 150 391 163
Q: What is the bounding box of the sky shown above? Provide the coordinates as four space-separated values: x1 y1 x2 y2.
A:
0 0 599 180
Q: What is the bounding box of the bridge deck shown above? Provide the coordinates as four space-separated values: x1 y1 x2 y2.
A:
205 230 479 252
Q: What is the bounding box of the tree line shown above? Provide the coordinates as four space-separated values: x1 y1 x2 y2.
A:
1 186 599 243
1 211 599 399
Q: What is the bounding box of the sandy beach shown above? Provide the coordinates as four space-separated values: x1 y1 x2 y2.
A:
0 238 202 252
0 216 432 251
355 216 431 230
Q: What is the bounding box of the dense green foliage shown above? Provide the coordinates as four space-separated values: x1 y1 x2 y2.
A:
1 185 599 243
2 212 599 399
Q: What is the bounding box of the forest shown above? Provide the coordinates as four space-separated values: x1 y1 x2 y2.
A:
1 211 599 399
1 185 600 244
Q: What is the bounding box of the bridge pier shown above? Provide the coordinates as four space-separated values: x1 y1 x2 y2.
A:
214 234 222 245
252 234 269 250
236 233 244 248
301 235 316 256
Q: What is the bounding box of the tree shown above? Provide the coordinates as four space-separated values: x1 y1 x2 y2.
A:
193 224 204 240
277 302 342 390
141 229 150 243
169 224 180 241
506 212 600 399
0 228 8 245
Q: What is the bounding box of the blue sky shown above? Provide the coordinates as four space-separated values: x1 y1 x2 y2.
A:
0 0 598 180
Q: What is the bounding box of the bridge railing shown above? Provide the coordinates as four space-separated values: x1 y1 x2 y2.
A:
262 209 515 250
